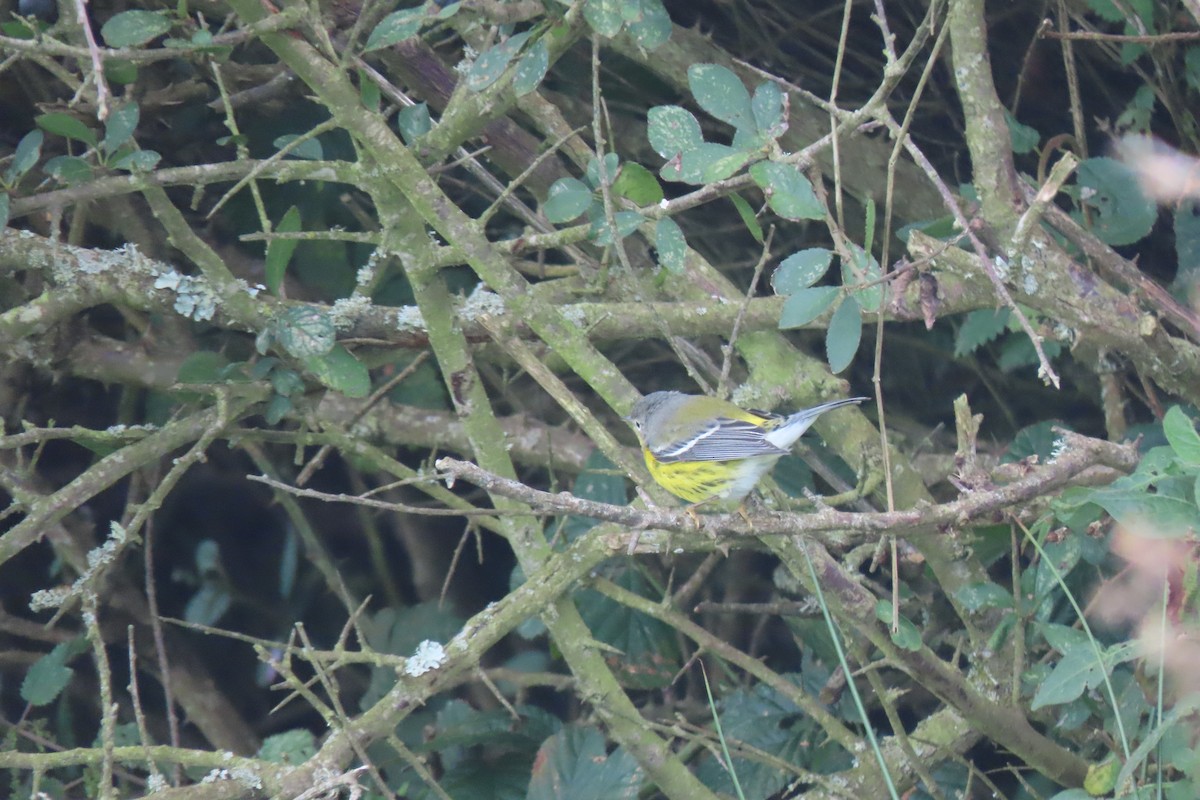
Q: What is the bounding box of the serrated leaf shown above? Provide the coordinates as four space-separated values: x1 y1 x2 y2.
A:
544 177 593 223
512 37 549 96
583 0 623 37
21 641 80 706
7 130 43 183
36 113 98 147
273 134 323 161
103 102 139 154
655 217 686 272
266 206 302 296
1076 156 1156 246
678 142 750 184
728 193 762 243
750 161 823 220
259 729 317 765
687 63 754 131
364 7 425 52
646 105 703 159
305 343 371 398
100 10 171 48
841 242 882 311
277 305 335 358
465 31 531 92
611 162 662 205
778 286 838 329
1164 406 1200 467
826 295 862 373
1006 111 1039 155
528 726 643 800
954 308 1010 356
773 248 832 294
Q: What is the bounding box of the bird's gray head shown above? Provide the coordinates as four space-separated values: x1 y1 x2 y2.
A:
625 391 684 432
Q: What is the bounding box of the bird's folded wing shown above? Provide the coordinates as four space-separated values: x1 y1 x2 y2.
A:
651 418 789 462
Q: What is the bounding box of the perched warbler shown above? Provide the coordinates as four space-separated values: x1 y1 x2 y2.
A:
625 391 868 504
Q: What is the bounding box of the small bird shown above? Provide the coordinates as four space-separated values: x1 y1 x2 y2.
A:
625 391 867 504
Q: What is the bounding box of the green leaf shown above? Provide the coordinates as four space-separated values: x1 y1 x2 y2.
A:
687 63 754 131
36 113 98 147
265 206 302 296
305 343 371 398
590 210 643 245
104 59 139 85
465 31 532 92
512 37 549 96
43 155 94 185
751 80 785 137
954 307 1010 356
826 295 862 374
185 582 231 626
560 451 629 541
841 242 883 311
277 305 335 358
258 729 317 765
611 162 662 205
625 0 670 49
264 393 293 425
396 103 432 144
654 217 686 273
778 286 837 329
728 193 763 243
1006 111 1039 155
1187 46 1200 91
544 177 593 223
103 102 139 154
528 726 643 800
678 142 750 184
100 10 172 48
0 194 8 230
1076 156 1156 246
1031 644 1104 710
273 134 323 161
110 149 160 172
22 639 85 706
875 601 923 651
586 152 620 189
953 581 1014 611
576 570 681 689
1164 406 1200 467
7 130 43 183
1082 486 1200 535
364 7 425 52
773 248 832 294
176 351 231 384
750 161 823 220
646 105 703 159
583 0 624 37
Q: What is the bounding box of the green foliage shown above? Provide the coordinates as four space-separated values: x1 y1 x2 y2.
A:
527 725 643 800
265 206 303 295
100 10 172 48
21 638 87 707
1074 157 1157 246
